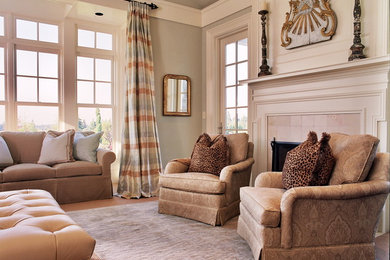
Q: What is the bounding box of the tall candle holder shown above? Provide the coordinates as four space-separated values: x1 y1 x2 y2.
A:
348 0 366 61
258 10 271 76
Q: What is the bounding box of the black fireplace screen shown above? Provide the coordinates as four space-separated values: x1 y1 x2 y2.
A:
271 138 300 171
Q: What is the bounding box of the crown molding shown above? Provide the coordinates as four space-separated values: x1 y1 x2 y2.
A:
201 0 251 27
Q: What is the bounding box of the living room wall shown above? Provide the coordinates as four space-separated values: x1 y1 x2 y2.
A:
150 17 202 167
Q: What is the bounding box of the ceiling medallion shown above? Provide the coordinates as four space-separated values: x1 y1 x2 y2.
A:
281 0 337 49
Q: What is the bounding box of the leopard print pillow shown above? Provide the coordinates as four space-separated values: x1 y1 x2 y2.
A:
188 133 230 176
282 131 335 189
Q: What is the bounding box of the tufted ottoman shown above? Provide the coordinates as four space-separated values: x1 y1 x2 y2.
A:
0 189 95 260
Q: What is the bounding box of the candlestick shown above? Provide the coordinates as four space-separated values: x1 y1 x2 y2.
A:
348 0 366 61
260 0 267 11
258 10 271 76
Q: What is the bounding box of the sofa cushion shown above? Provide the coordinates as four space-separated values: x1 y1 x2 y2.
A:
47 129 76 161
189 133 230 176
73 132 103 163
240 186 285 227
2 163 56 182
38 130 75 165
159 172 226 194
0 136 13 168
329 133 379 185
282 132 335 189
53 161 102 178
0 132 45 163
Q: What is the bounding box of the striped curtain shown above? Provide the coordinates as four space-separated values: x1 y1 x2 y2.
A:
117 2 162 199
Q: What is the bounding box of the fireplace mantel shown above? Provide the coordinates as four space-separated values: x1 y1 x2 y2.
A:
244 55 389 233
242 55 389 88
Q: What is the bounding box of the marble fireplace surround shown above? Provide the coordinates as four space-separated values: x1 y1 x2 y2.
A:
243 55 389 233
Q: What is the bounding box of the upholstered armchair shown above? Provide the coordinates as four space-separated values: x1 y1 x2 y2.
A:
158 133 254 226
238 133 390 259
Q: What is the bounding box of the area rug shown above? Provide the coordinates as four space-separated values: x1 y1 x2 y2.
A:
67 201 253 260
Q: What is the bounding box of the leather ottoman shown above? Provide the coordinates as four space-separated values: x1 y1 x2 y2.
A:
0 189 95 260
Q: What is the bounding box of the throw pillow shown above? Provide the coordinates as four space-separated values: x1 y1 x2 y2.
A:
38 131 74 165
328 133 379 185
73 132 103 163
0 136 13 168
282 131 335 189
47 129 75 161
188 133 230 176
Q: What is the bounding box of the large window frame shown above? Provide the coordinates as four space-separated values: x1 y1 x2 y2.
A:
76 25 116 150
0 14 118 151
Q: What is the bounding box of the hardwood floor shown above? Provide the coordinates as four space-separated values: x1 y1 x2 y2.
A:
62 197 389 260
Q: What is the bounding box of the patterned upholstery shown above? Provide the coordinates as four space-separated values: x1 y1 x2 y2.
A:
238 152 390 260
0 189 95 260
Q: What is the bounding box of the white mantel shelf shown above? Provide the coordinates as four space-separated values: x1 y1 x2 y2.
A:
241 55 390 86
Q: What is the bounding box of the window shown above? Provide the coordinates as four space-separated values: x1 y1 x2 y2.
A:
77 28 114 149
15 48 60 131
221 34 248 134
0 46 5 130
0 16 4 36
78 29 112 50
0 15 117 151
16 19 58 43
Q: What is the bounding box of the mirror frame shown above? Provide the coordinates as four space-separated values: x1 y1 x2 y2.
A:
163 74 191 116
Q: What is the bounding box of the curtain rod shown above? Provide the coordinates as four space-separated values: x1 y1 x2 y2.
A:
125 0 158 9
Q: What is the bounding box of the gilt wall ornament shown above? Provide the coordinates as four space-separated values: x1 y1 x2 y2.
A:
281 0 337 49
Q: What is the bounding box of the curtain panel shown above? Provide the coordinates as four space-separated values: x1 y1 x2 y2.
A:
117 1 162 199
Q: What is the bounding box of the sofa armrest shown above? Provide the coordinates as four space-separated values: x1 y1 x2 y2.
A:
220 157 255 204
97 148 116 177
280 180 390 249
255 171 284 188
164 158 191 174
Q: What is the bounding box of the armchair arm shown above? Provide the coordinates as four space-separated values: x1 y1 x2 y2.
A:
164 158 191 174
255 171 284 188
280 180 390 249
97 148 116 177
219 157 255 204
219 158 255 182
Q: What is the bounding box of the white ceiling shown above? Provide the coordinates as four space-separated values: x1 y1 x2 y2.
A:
162 0 220 9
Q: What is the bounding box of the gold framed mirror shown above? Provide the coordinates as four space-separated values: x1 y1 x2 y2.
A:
163 74 191 116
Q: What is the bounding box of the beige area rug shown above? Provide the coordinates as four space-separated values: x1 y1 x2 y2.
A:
67 201 253 260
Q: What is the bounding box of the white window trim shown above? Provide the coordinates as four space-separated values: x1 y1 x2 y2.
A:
205 12 252 134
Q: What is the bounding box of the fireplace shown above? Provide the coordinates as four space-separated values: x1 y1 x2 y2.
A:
243 56 390 233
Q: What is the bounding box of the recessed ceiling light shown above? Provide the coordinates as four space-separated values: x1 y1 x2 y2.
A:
95 12 104 16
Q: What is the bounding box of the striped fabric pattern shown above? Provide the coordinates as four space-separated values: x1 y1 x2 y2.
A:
117 2 162 199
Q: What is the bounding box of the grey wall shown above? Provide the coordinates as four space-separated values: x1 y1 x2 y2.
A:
150 17 202 167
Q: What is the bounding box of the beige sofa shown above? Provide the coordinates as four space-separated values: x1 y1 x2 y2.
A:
0 131 115 204
237 133 390 259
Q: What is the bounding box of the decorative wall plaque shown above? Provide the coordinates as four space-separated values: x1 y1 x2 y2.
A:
281 0 337 49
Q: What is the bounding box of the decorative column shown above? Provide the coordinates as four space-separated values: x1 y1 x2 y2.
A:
348 0 366 61
258 9 272 76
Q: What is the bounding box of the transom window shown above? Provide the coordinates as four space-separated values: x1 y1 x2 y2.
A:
16 19 58 43
221 33 248 134
78 29 112 50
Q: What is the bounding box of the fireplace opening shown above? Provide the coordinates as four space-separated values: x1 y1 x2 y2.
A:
271 138 300 171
